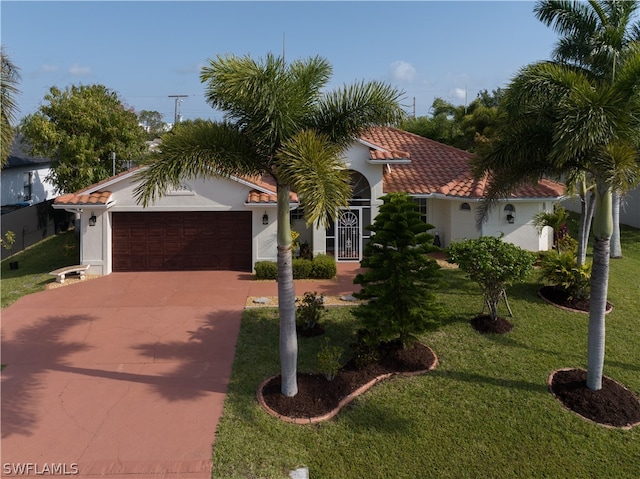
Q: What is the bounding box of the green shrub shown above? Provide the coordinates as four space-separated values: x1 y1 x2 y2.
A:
254 254 336 280
296 291 326 330
540 251 591 301
292 258 313 279
447 236 535 321
316 337 343 381
350 328 381 368
310 254 336 279
254 261 278 280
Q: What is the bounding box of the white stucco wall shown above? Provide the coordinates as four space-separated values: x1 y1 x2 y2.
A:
1 165 57 205
482 200 552 251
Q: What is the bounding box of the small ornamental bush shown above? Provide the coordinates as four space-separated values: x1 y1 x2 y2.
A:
254 261 278 280
447 236 535 321
316 337 343 381
353 193 443 348
296 291 326 330
292 258 313 279
310 254 336 279
540 251 592 301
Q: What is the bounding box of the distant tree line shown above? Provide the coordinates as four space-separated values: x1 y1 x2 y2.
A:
400 88 504 152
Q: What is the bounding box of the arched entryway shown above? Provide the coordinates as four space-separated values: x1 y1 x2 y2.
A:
325 171 372 262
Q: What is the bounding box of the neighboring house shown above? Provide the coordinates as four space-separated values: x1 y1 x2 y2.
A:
53 127 565 275
1 136 65 259
562 186 640 229
1 135 57 210
618 187 640 229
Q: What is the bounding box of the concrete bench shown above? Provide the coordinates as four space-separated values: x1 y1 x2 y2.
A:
49 265 91 284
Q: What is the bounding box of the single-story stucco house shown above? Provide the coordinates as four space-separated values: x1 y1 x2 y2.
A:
53 127 565 275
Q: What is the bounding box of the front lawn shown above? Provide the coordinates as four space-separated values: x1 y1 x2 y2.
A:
211 227 640 478
0 230 80 308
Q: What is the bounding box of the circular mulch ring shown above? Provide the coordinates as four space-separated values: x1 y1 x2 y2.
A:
538 286 613 314
471 315 513 334
548 368 640 429
257 343 438 424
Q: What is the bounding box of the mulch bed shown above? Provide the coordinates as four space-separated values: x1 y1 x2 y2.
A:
259 342 436 421
538 286 613 313
549 368 640 429
471 315 513 334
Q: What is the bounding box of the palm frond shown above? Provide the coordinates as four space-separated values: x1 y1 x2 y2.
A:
201 53 334 156
275 130 352 228
133 120 264 206
312 80 406 147
1 47 21 165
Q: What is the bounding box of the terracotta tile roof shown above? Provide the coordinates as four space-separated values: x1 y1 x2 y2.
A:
368 148 410 162
361 127 564 199
240 174 298 204
55 191 114 207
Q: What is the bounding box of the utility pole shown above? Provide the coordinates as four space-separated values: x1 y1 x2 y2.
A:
168 94 188 125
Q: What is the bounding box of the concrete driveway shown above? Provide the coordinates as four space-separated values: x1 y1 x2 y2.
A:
1 266 361 478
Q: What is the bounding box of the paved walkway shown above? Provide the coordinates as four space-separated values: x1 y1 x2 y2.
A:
1 264 362 478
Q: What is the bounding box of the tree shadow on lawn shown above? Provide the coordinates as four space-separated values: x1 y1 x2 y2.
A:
337 398 420 436
429 369 548 395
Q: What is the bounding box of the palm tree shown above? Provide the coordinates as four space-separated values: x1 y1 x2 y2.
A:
1 47 21 166
134 53 404 397
534 0 640 259
474 47 640 390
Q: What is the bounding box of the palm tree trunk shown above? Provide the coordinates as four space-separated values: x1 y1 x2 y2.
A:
577 189 595 268
276 184 298 397
610 190 622 259
586 185 612 391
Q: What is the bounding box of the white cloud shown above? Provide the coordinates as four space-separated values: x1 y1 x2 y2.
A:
451 88 467 101
390 60 417 83
69 64 92 76
41 64 59 73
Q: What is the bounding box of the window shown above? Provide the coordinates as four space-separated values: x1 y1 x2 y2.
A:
413 197 428 223
23 172 33 201
504 204 516 223
460 202 471 211
290 207 304 220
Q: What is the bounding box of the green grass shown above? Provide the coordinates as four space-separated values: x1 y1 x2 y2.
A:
0 230 80 308
212 229 640 478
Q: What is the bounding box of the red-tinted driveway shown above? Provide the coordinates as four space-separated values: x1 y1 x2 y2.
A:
1 266 361 478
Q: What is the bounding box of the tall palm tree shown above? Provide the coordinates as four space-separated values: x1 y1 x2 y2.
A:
134 53 404 397
474 46 640 390
534 0 640 259
1 47 21 166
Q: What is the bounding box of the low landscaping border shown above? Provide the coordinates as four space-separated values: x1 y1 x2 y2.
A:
256 345 439 424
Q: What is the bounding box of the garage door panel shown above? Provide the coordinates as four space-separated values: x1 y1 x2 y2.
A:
112 212 252 272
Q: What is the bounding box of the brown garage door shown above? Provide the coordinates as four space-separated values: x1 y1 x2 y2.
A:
112 211 252 272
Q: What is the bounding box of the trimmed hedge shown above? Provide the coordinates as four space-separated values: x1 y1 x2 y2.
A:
254 254 337 280
254 261 278 280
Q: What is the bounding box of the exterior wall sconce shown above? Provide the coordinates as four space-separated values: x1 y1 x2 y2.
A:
89 212 97 227
504 204 515 224
262 212 269 225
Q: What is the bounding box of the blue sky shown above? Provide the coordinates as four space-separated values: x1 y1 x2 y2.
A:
2 1 560 124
